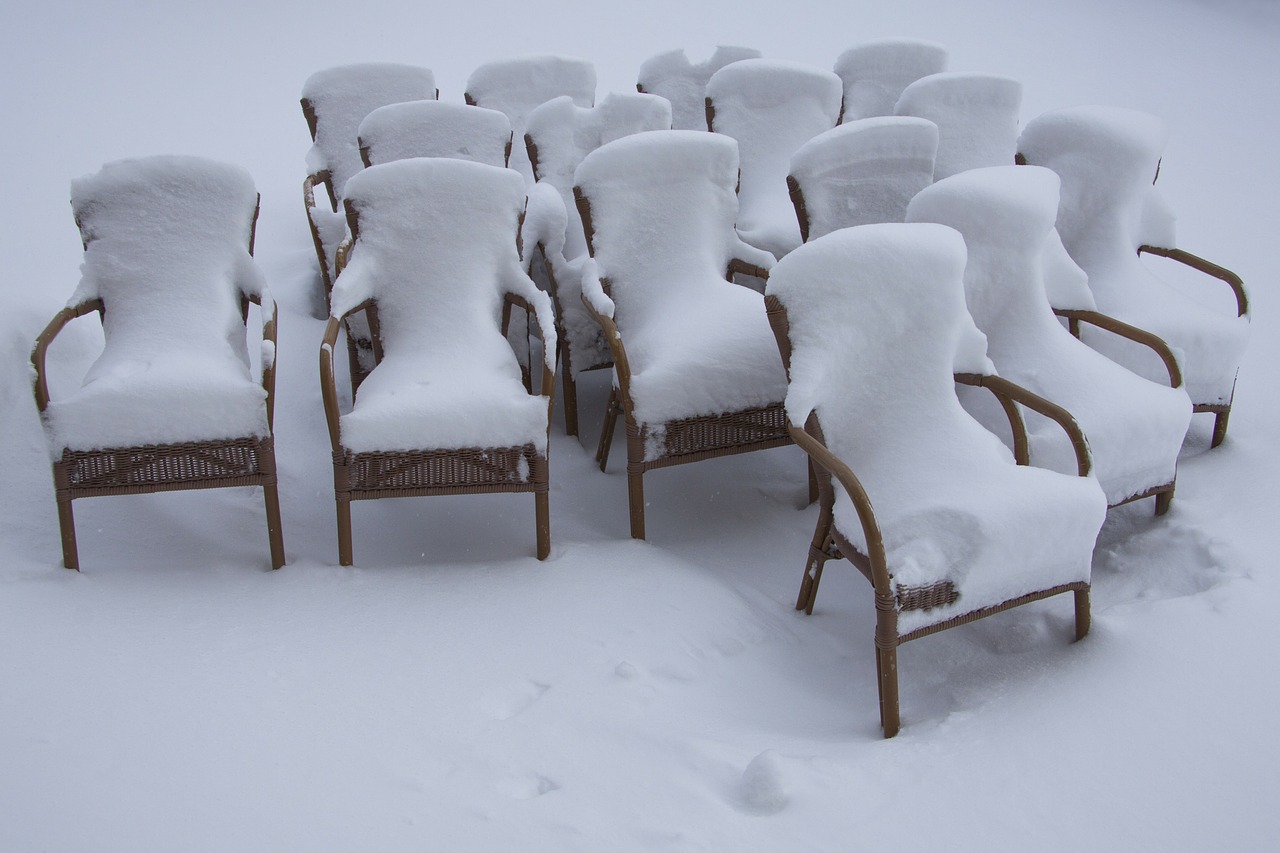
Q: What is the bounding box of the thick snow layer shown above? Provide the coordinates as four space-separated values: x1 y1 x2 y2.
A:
1018 106 1250 406
833 38 949 122
768 223 1106 633
331 158 553 454
906 165 1192 504
706 59 843 259
43 155 270 454
896 71 1022 179
636 45 762 130
357 99 513 168
301 63 437 200
575 130 786 433
788 116 938 239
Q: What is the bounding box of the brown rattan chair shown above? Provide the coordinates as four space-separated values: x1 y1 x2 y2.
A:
833 38 948 123
32 155 284 571
635 46 761 131
765 222 1106 737
573 130 792 540
357 99 514 169
320 157 556 564
893 72 1022 180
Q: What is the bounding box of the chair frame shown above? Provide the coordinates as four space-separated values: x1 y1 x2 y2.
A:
32 196 285 571
766 295 1092 737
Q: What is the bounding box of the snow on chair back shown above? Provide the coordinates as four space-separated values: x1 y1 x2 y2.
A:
906 165 1191 509
788 116 938 242
833 38 948 122
1017 106 1249 445
706 58 843 259
358 100 513 168
895 72 1021 180
636 46 761 130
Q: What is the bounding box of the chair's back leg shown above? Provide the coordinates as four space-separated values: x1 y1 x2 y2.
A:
1211 409 1230 448
56 492 79 571
1074 586 1091 641
562 368 580 438
1155 488 1173 516
596 388 620 471
798 501 834 613
263 483 286 570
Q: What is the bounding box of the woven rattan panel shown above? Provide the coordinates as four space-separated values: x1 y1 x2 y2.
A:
343 445 544 498
56 438 267 496
895 580 960 613
643 403 791 469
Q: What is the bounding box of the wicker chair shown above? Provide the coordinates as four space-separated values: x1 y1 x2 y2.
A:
705 59 844 261
300 63 437 389
524 91 672 437
833 38 948 123
1018 106 1249 447
894 72 1022 180
787 115 939 243
906 165 1192 513
574 130 791 540
358 99 514 169
32 155 284 571
320 157 556 565
636 46 761 131
765 223 1106 737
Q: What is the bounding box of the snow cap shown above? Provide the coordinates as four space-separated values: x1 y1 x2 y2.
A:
358 99 512 168
637 45 763 130
896 72 1022 179
834 38 949 121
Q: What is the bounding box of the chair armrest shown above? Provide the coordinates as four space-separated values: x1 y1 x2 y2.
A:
303 170 337 215
31 299 104 413
245 292 278 430
957 373 1092 477
727 257 770 282
580 284 635 414
1139 245 1248 318
1053 308 1183 389
319 299 376 455
504 290 558 400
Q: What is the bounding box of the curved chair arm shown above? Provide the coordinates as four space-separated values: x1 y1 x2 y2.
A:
957 373 1093 477
580 285 636 416
245 292 278 431
504 290 558 403
1139 245 1248 318
787 421 891 596
1054 308 1184 389
31 299 105 413
303 169 338 216
727 257 771 283
319 298 376 456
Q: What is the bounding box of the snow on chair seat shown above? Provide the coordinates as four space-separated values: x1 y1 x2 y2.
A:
895 71 1021 180
706 59 844 261
906 165 1192 510
33 154 284 570
358 99 514 168
765 222 1106 737
573 130 791 539
320 157 556 564
636 45 762 131
1017 106 1249 446
788 116 938 242
833 38 948 123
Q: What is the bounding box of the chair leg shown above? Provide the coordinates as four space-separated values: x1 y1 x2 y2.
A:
535 490 550 560
562 369 580 438
806 458 819 506
627 466 646 540
597 388 619 472
263 482 286 569
797 501 834 614
56 495 79 571
876 642 901 738
1211 409 1230 448
336 499 354 566
1155 488 1173 517
1074 587 1091 641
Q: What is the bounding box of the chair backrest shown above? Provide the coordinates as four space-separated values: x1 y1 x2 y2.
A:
833 38 948 122
706 59 844 257
636 46 762 130
70 155 261 368
334 158 528 357
895 72 1021 180
358 99 513 168
574 130 745 328
301 63 438 202
789 116 938 241
526 92 672 260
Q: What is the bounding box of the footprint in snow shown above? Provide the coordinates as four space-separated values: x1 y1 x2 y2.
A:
479 679 550 721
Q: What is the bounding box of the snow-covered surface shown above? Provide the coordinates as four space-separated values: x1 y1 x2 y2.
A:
833 38 949 122
896 71 1022 179
43 155 270 454
4 1 1280 848
357 99 513 168
769 223 1106 633
331 158 553 454
789 116 938 238
575 130 786 434
636 45 762 130
1019 105 1250 406
706 58 843 259
906 165 1192 505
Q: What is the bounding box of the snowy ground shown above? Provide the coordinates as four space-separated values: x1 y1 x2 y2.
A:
2 1 1278 849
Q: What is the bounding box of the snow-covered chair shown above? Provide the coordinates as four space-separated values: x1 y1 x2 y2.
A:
301 63 438 390
574 130 790 539
906 165 1192 511
705 59 844 260
320 157 556 564
764 222 1106 737
894 72 1021 180
523 92 672 436
464 55 596 183
833 38 948 123
357 99 514 168
1017 106 1249 447
32 155 285 571
787 116 938 243
635 45 762 131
